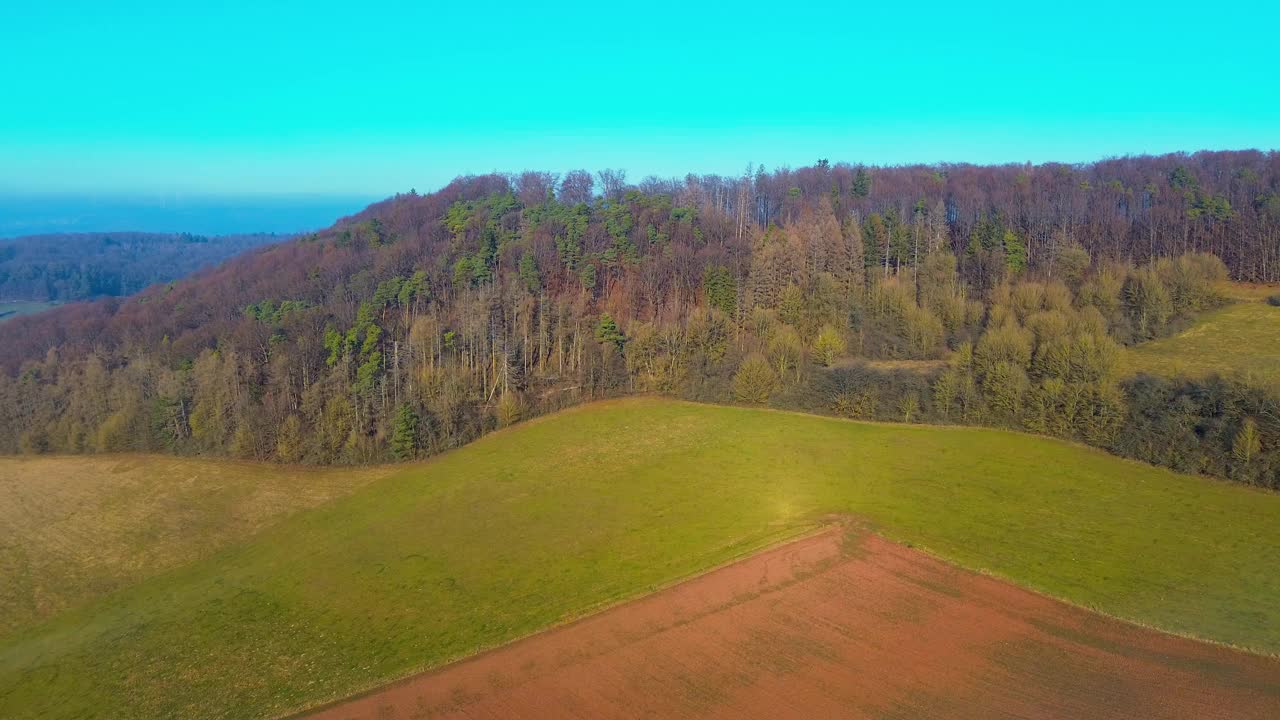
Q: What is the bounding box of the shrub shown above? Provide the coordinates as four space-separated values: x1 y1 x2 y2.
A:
1266 294 1280 307
832 390 877 419
275 415 304 463
733 353 779 404
496 391 523 428
812 325 847 367
768 325 804 380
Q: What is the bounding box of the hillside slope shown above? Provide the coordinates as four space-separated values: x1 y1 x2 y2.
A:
306 528 1280 720
0 455 391 637
2 398 1277 719
2 160 1277 492
1128 288 1280 385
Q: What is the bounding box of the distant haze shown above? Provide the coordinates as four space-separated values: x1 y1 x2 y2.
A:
0 195 376 238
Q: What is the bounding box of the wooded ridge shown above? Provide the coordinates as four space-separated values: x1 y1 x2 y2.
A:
1 151 1277 487
0 231 284 302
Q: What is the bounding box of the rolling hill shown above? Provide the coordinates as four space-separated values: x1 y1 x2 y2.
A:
2 398 1277 719
305 528 1280 720
0 455 391 636
2 162 1276 493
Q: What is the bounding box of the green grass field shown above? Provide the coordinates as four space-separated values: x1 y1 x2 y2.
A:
1127 284 1280 384
1 398 1278 719
0 456 390 638
0 300 59 323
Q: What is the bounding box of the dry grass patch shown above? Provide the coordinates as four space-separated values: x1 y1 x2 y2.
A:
0 455 390 637
1127 282 1280 386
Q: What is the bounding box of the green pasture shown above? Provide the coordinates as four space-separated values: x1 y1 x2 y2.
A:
1 398 1277 719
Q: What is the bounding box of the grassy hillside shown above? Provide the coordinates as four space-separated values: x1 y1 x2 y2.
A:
2 398 1278 719
0 456 390 638
1128 284 1280 384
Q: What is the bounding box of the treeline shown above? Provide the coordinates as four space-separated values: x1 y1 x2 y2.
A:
0 153 1276 488
0 232 283 302
720 253 1278 487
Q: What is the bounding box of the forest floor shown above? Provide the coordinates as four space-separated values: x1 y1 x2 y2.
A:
303 526 1280 720
2 399 1278 719
1127 282 1280 385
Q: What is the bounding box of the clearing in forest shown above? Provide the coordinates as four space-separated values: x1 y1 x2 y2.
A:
305 527 1280 720
1128 283 1280 384
0 300 58 323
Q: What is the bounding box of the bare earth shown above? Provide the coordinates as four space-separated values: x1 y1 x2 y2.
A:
301 528 1280 720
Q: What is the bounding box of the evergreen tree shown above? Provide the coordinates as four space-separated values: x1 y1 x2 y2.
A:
596 313 625 351
1003 230 1027 274
518 252 541 292
391 404 420 460
852 167 872 197
702 265 737 317
579 263 597 292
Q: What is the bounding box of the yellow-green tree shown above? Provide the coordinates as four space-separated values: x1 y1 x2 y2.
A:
733 353 779 404
496 391 523 428
1233 418 1261 467
812 325 847 367
275 415 303 463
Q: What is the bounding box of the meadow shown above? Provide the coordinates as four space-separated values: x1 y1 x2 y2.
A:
1127 283 1280 384
1 398 1277 719
0 300 58 323
0 455 390 637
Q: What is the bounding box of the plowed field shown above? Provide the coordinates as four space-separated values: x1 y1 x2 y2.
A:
305 527 1280 720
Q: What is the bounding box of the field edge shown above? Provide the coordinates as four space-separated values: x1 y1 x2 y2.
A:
277 520 834 719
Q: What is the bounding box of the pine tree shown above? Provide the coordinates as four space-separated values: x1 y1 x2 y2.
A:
596 313 625 351
391 404 420 460
702 265 737 317
579 263 597 292
1003 230 1027 274
852 167 872 197
519 251 541 292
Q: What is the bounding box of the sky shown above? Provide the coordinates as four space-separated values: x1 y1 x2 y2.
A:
2 0 1278 199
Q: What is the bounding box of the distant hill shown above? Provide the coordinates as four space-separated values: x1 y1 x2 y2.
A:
0 194 376 238
0 231 284 302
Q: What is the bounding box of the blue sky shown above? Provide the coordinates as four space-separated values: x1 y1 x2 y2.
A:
2 1 1277 197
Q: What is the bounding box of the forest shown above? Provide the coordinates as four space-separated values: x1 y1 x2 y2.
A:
0 231 282 302
0 150 1277 487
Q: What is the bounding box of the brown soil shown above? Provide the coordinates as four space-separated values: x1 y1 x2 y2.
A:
301 528 1280 720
